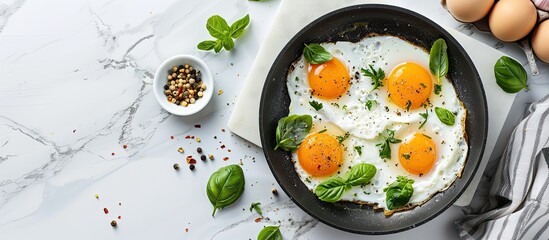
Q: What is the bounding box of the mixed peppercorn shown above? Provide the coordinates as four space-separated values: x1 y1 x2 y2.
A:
163 64 206 107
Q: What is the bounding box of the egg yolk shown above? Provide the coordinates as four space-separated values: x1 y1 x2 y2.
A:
308 58 350 99
387 62 432 110
398 133 436 175
297 133 343 177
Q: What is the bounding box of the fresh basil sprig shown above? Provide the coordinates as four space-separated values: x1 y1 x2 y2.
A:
429 38 448 83
303 44 333 64
376 129 402 159
434 107 455 126
257 226 283 240
275 115 313 152
315 163 377 202
494 56 528 93
197 14 250 53
384 176 414 210
361 65 385 91
207 164 245 217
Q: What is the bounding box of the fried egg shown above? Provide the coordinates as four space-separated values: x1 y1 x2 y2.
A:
287 35 468 213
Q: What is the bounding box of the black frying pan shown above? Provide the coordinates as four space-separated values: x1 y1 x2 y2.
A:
259 4 488 234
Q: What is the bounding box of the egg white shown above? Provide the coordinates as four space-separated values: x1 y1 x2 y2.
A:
287 36 468 211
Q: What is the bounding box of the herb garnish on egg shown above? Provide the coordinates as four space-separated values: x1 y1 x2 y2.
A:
274 115 313 151
315 163 377 202
377 129 402 159
309 100 323 111
429 38 449 83
384 176 414 211
361 65 385 91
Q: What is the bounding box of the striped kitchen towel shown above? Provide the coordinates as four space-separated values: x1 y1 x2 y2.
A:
455 95 549 239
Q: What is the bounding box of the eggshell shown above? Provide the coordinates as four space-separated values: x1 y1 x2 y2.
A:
489 0 537 42
532 20 549 63
447 0 494 22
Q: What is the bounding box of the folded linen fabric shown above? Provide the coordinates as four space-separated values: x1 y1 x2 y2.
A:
455 95 549 239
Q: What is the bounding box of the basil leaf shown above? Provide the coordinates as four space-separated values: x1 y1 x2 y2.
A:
309 100 323 111
344 163 377 186
213 40 223 53
435 107 455 126
315 177 349 202
230 14 250 38
384 176 414 210
222 37 235 51
494 56 528 93
303 43 333 64
274 115 312 152
206 15 230 39
257 226 283 240
197 40 216 51
429 38 448 83
207 164 245 217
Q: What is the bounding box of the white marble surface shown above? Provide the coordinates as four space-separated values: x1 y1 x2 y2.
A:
0 0 547 239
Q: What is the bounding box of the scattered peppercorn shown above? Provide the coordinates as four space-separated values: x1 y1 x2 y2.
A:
272 188 278 196
194 124 201 128
111 152 115 156
123 144 127 149
173 163 180 170
189 165 195 171
200 155 206 161
111 220 117 227
208 154 214 160
104 208 109 214
186 155 197 164
197 147 202 153
117 216 121 219
170 136 174 139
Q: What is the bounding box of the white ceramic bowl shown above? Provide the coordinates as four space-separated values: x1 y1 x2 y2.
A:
153 55 213 116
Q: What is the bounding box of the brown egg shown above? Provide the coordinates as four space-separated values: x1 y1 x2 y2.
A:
532 20 549 63
489 0 537 42
447 0 494 22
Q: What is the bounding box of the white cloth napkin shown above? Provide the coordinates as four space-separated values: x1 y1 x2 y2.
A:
227 0 517 206
455 95 549 239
